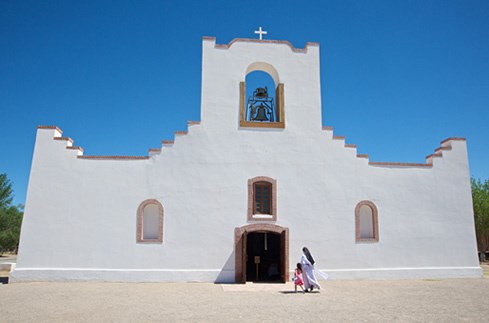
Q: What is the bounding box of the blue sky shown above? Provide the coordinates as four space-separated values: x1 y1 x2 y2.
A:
1 0 488 206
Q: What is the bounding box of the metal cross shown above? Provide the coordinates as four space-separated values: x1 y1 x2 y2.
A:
254 26 267 40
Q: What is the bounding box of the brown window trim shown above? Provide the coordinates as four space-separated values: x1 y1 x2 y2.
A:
355 200 379 243
248 176 277 221
137 199 164 244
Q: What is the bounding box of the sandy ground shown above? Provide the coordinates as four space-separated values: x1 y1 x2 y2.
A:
1 267 489 323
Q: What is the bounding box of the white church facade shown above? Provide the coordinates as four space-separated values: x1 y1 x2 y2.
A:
12 36 482 282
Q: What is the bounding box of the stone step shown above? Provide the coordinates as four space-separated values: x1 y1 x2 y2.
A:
0 263 16 272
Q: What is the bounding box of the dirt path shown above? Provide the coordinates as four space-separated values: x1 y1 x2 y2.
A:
1 277 489 322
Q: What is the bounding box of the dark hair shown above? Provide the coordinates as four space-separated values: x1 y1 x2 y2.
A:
296 263 302 271
302 247 315 265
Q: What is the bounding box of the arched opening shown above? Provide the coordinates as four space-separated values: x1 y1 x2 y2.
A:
245 62 279 85
247 176 277 221
239 62 285 128
235 224 289 283
246 231 281 282
244 71 277 123
359 205 374 239
246 71 276 100
137 199 164 244
142 204 160 240
355 200 379 243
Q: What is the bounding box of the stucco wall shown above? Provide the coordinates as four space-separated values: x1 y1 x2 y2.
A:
11 38 481 282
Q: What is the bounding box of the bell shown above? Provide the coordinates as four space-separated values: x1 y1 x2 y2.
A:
253 105 269 121
255 87 268 98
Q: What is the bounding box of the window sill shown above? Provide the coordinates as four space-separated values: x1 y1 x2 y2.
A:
240 120 285 129
249 214 275 221
137 239 162 244
356 239 379 244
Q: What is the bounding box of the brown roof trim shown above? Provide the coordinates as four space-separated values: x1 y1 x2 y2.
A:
440 137 466 145
426 153 442 159
148 148 161 153
187 120 201 125
333 135 345 140
174 131 188 135
54 137 74 144
345 144 357 148
322 126 333 131
369 162 432 168
368 137 464 168
204 36 319 53
435 146 452 153
357 154 369 159
161 140 174 145
37 125 63 134
78 156 149 160
67 146 83 152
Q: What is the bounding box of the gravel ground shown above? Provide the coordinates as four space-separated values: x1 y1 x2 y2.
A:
1 273 489 322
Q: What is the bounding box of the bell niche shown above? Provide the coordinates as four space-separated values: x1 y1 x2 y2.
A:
247 86 275 122
239 65 285 129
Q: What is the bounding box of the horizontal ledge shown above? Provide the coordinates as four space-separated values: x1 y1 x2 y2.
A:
78 156 149 160
54 137 73 144
369 162 432 168
13 268 223 272
440 137 465 145
67 146 83 152
37 125 62 133
324 266 482 273
426 153 442 159
435 147 452 153
206 37 318 53
239 120 285 129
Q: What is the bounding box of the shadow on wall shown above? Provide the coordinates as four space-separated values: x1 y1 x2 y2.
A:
0 277 8 284
215 251 235 283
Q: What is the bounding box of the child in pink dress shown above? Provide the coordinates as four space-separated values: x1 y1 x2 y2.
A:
293 263 304 293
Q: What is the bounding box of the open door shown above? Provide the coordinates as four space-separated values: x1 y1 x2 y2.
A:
281 229 289 282
235 228 247 284
245 232 281 282
241 231 247 283
235 224 288 283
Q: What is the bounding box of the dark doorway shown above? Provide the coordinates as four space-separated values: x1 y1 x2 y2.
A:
235 224 289 284
246 231 281 282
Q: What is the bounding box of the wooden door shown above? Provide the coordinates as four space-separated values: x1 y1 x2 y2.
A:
241 231 247 283
280 230 288 282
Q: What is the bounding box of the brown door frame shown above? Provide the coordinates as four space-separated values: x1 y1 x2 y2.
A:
234 223 289 283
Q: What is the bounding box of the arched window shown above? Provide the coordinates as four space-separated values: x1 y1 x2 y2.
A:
137 199 164 243
239 62 285 129
355 201 379 243
248 176 277 221
254 181 272 214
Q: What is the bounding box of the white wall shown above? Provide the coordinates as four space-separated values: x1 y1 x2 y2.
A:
12 38 481 282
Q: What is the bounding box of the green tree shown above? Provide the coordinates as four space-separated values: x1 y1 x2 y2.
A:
0 173 13 209
0 173 23 254
471 177 489 260
0 205 23 253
